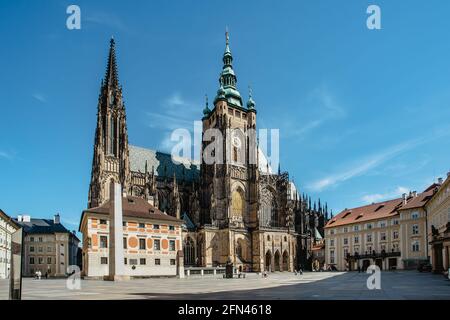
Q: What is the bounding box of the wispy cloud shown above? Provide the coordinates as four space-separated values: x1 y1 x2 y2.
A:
0 151 13 160
146 92 200 131
307 127 450 192
145 92 202 152
85 12 130 33
361 186 410 204
284 86 346 139
370 156 431 178
32 93 46 103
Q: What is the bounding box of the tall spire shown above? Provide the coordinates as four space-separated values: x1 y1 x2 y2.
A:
105 37 119 88
221 28 235 83
88 37 130 208
215 28 243 108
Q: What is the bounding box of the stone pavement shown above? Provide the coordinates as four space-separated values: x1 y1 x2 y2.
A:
0 271 449 300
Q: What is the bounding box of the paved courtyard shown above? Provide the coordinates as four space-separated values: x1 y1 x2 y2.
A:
0 271 449 300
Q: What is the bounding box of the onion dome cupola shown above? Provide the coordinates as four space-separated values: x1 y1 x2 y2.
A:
202 95 211 119
246 85 256 111
214 29 243 108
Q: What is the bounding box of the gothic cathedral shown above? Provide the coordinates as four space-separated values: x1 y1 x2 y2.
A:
87 34 330 272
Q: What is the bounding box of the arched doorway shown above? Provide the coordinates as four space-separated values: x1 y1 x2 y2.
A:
282 251 289 271
183 237 196 266
274 251 281 271
265 251 272 271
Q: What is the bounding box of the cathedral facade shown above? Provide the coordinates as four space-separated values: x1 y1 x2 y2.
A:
85 34 329 273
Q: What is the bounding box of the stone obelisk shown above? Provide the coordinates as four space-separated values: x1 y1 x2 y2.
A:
105 182 129 281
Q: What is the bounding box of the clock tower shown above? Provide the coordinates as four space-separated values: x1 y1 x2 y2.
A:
199 30 259 267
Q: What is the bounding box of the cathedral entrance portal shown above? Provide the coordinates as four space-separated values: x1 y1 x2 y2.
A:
265 251 272 272
274 250 281 271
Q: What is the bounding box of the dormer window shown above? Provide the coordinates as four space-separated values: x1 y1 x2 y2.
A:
342 211 351 219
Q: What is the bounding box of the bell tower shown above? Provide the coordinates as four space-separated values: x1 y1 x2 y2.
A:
88 38 131 208
200 31 259 229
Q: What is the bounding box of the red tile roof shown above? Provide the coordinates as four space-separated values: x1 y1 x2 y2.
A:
325 198 402 228
81 196 182 224
398 188 435 211
325 185 439 229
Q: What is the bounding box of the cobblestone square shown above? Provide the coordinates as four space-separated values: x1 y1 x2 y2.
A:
1 271 449 300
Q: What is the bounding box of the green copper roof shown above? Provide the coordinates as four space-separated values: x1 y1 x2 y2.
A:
247 86 256 110
203 95 211 116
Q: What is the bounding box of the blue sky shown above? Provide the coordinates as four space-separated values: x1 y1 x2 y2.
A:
1 0 450 233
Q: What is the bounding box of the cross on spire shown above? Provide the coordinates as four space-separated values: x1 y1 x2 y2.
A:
225 26 229 46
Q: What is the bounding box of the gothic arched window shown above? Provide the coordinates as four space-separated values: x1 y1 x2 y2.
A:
183 237 195 266
259 187 277 227
271 198 279 227
233 146 238 162
109 116 115 155
232 189 245 220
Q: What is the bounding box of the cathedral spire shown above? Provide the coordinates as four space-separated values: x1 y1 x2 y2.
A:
215 28 243 108
105 37 119 88
88 38 130 208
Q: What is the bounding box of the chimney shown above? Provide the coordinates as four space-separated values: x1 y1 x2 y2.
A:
447 171 450 178
438 177 443 185
54 213 60 224
412 191 417 197
17 215 23 222
402 193 407 204
147 196 155 207
23 215 31 222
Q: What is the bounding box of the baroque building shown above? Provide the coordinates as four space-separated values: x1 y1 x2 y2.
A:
427 175 450 273
84 35 329 274
0 209 20 279
15 214 80 277
324 185 440 271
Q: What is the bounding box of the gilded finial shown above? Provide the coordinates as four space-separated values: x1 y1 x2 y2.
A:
225 26 229 46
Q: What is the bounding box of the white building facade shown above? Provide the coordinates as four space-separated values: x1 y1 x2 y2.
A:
79 195 183 279
0 209 20 279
